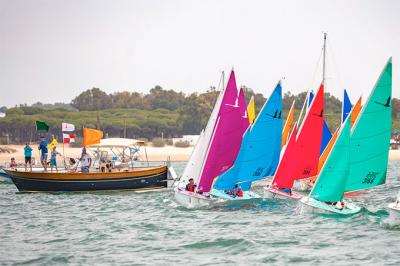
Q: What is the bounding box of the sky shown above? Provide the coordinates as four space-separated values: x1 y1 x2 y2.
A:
0 0 399 107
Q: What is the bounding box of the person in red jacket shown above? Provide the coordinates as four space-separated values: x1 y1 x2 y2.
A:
185 178 197 192
231 183 243 198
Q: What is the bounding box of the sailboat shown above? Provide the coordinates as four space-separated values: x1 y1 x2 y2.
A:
345 57 392 192
210 82 283 201
174 70 246 208
388 191 400 217
264 84 324 199
300 90 361 189
300 115 361 214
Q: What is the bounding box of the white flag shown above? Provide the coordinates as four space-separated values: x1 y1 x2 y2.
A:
62 122 75 132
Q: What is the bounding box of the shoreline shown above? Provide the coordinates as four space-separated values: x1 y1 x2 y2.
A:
0 144 193 165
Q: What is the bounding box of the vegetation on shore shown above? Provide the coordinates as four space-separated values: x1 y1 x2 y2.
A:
1 86 399 144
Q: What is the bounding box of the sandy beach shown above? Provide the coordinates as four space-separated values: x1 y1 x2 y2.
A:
0 144 193 165
2 144 400 166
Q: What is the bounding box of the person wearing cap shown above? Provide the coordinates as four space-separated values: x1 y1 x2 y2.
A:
185 178 197 192
38 136 49 172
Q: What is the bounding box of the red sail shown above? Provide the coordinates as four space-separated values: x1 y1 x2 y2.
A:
271 123 298 188
271 84 324 189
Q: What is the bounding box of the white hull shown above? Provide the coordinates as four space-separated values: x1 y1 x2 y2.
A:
174 188 215 208
263 186 303 200
251 178 272 188
388 202 400 217
293 180 312 192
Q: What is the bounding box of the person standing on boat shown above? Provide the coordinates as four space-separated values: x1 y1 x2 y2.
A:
24 143 33 172
50 147 62 172
80 148 92 173
38 136 49 172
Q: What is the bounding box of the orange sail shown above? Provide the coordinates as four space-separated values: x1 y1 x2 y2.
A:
272 84 324 189
83 128 103 147
281 100 295 149
351 96 362 127
318 129 339 173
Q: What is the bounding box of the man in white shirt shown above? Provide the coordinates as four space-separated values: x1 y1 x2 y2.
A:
80 148 92 173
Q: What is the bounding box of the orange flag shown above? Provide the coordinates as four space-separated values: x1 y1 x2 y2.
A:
83 128 103 147
351 96 362 128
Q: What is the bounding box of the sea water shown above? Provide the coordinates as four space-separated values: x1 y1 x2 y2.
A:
0 161 399 265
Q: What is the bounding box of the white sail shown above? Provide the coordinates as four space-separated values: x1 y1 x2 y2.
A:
178 74 227 188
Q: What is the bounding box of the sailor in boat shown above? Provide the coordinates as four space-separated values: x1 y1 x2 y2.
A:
10 157 17 169
279 187 292 195
185 178 197 192
79 148 92 173
230 183 243 198
38 136 49 172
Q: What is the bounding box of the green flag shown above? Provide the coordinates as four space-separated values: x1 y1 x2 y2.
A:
35 120 49 131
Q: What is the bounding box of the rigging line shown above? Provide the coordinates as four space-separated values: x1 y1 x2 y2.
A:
327 38 344 96
308 43 324 91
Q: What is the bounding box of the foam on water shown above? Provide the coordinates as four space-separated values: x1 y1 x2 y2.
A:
0 161 400 265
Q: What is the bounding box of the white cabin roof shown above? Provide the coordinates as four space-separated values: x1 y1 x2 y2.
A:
89 138 145 149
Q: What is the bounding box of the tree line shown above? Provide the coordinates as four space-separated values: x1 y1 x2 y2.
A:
1 86 399 144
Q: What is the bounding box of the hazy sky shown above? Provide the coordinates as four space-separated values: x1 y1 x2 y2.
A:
1 0 399 107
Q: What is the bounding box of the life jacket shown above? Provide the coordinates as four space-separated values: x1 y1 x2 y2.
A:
237 188 243 197
186 183 195 192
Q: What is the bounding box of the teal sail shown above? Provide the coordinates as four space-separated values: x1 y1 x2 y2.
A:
310 117 351 202
212 82 282 191
345 58 392 192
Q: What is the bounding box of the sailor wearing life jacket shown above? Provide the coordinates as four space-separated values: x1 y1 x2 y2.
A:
231 183 243 197
185 178 197 192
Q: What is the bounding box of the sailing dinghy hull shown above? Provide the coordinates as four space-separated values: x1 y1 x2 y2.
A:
174 188 216 208
300 196 361 215
263 186 303 200
387 203 400 217
210 189 261 203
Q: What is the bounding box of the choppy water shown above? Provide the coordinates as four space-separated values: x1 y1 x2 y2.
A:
1 161 400 265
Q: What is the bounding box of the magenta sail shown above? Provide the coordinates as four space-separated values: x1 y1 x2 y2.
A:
238 87 250 132
197 70 244 193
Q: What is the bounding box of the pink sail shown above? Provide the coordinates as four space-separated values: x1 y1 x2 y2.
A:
238 87 250 132
197 70 244 193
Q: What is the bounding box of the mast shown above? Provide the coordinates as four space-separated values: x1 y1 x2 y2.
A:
322 32 327 86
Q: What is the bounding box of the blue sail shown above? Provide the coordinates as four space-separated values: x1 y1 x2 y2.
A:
212 82 283 191
307 91 314 109
309 91 332 155
320 121 332 155
342 89 352 123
